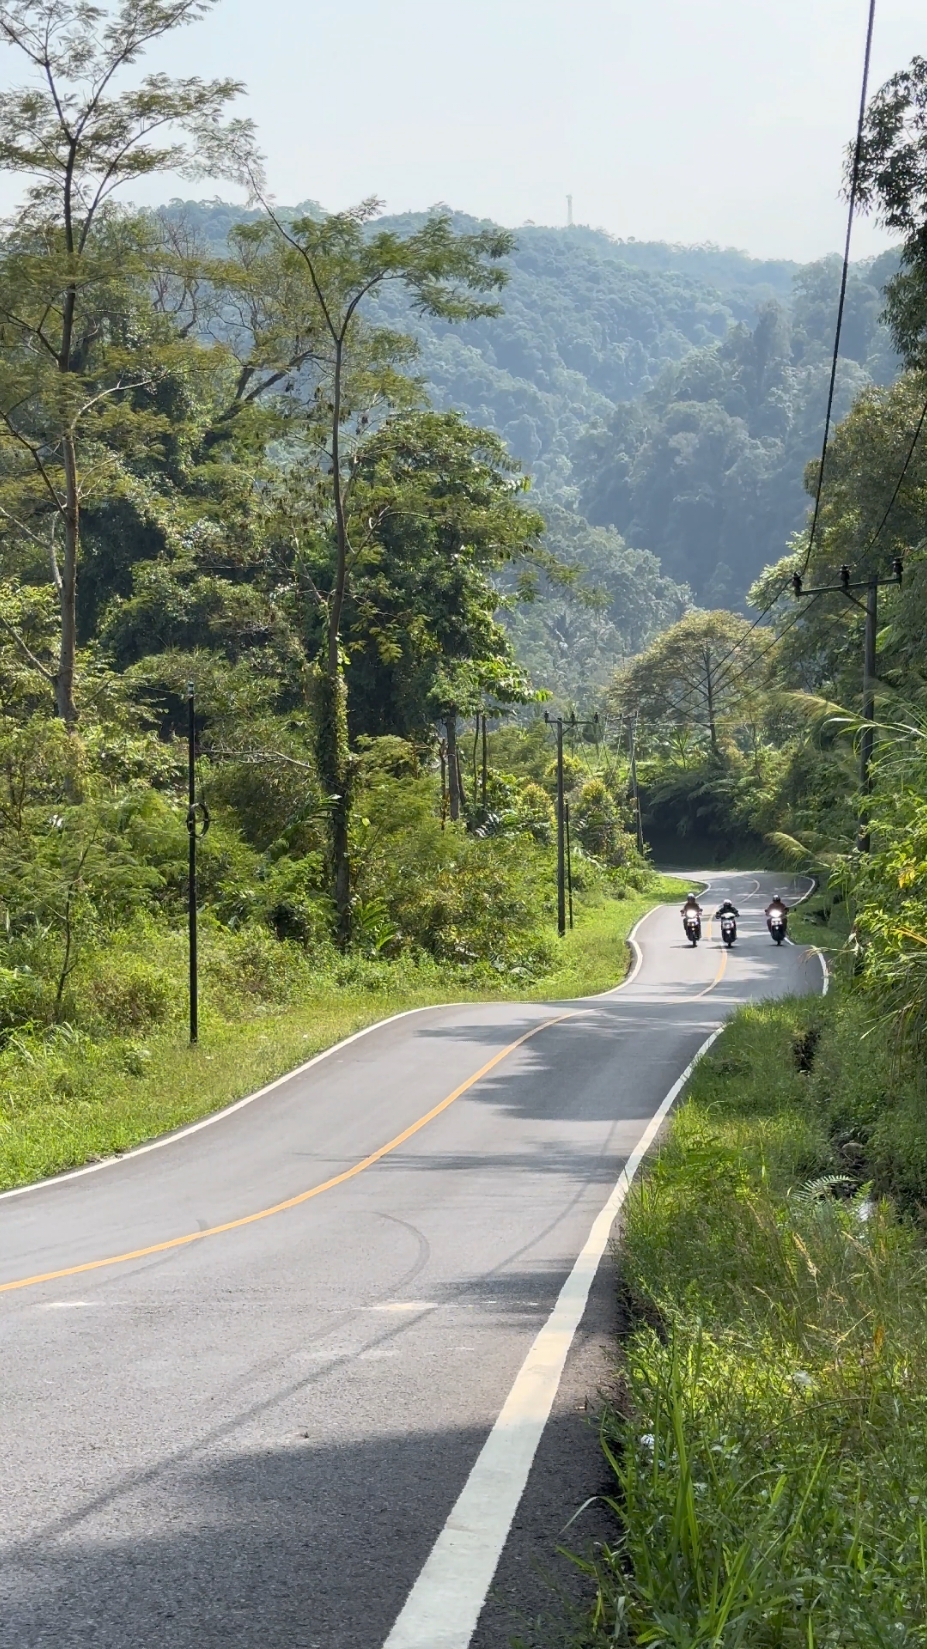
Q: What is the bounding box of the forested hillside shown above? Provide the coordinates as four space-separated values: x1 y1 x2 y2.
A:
170 197 900 627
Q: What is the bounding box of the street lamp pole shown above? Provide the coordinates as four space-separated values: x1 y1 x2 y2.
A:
186 683 210 1044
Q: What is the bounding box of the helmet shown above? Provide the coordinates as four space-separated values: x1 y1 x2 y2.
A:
688 891 699 900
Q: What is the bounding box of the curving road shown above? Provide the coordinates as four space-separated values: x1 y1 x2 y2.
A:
0 873 822 1649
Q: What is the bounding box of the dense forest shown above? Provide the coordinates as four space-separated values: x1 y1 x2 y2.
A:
3 2 927 1641
163 199 904 684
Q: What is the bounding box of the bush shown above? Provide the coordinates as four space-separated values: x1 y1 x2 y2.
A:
82 950 176 1033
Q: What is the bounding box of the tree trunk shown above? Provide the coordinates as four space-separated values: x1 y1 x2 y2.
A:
446 713 460 821
317 665 351 946
56 432 79 726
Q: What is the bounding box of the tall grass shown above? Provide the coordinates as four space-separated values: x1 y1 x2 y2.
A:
577 998 927 1647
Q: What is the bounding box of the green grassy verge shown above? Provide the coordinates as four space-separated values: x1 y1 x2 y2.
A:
575 992 927 1646
0 876 682 1192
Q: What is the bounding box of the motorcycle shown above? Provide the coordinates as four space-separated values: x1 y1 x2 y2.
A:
684 914 700 946
768 912 787 945
720 913 737 947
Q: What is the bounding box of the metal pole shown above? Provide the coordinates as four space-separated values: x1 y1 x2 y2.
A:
629 712 643 853
565 801 573 930
858 576 878 852
481 713 488 810
556 716 565 937
186 682 198 1044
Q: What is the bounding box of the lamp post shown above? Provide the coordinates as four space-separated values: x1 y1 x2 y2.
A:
185 683 210 1043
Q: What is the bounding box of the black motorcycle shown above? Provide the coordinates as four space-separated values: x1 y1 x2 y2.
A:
720 912 737 947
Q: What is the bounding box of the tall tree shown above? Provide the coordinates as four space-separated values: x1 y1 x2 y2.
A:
611 609 771 754
249 200 514 938
856 55 927 370
0 0 255 723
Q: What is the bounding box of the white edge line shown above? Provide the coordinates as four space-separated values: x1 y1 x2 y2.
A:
0 1002 471 1204
381 1025 724 1649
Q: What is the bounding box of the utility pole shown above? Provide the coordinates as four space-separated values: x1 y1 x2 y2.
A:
185 683 210 1044
565 802 574 930
628 711 644 853
545 710 598 936
860 577 877 851
566 194 573 228
792 558 902 851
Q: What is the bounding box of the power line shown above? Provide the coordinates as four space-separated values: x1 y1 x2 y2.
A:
660 0 879 701
800 0 877 578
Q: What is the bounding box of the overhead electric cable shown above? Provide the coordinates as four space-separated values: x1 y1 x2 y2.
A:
800 0 877 578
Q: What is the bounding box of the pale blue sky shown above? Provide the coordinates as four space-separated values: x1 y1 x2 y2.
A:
5 0 927 260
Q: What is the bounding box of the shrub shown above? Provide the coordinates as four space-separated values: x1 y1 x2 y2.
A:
84 952 175 1033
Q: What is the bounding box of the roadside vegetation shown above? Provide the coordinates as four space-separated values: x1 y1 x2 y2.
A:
579 983 927 1647
556 53 927 1648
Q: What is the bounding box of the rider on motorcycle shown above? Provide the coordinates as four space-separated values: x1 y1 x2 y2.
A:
681 892 704 939
714 898 740 920
765 893 789 934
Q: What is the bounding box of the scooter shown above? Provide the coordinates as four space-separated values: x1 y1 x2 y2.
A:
768 912 787 945
720 913 737 947
684 914 700 947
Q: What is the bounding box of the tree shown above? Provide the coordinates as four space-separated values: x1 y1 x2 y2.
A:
342 412 544 736
249 200 514 937
0 0 255 723
856 55 927 370
611 609 772 754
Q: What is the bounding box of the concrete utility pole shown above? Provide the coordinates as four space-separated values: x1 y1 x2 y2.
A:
566 194 573 228
792 558 903 851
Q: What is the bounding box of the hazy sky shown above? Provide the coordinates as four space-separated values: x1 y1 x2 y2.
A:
4 0 926 261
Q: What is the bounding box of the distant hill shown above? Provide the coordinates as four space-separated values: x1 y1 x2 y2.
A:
161 200 901 693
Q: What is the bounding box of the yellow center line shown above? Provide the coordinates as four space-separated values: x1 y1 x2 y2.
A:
1 1012 575 1297
692 945 727 999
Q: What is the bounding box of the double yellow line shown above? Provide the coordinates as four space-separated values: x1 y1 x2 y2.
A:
1 1012 573 1297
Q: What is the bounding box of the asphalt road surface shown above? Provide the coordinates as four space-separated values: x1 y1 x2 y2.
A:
0 873 823 1649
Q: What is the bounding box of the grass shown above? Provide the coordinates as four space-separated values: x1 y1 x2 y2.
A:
571 993 927 1647
0 875 683 1192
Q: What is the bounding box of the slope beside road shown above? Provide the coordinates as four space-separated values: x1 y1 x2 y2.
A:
0 873 823 1649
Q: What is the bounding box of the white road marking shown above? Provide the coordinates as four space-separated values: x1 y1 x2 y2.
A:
381 1026 724 1649
40 1300 95 1309
369 1301 439 1313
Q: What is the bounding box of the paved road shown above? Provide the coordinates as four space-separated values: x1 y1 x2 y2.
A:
0 873 821 1649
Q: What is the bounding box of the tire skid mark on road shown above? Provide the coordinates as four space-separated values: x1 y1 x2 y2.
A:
0 1013 574 1297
